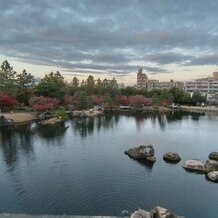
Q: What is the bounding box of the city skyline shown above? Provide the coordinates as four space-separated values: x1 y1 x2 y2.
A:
0 0 218 85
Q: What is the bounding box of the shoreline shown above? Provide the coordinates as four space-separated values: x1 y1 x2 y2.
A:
181 106 218 114
0 106 217 127
0 112 37 126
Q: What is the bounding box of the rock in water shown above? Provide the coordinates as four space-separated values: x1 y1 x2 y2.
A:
163 152 181 162
131 209 151 218
209 152 218 161
205 159 218 173
124 145 154 160
183 160 205 172
151 206 179 218
131 206 182 218
146 156 156 162
207 171 218 182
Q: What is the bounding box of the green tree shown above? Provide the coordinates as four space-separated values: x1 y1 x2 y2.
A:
191 91 206 105
0 60 17 95
16 69 35 104
35 71 66 99
55 106 69 120
159 89 174 106
75 91 92 110
69 76 80 95
86 75 95 93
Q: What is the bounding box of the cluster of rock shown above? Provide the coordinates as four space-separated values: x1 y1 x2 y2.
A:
125 145 218 182
131 206 183 218
183 152 218 182
71 109 103 118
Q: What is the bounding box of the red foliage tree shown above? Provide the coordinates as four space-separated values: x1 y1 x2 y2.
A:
119 95 130 106
0 92 18 110
90 94 104 106
129 95 152 107
29 96 60 111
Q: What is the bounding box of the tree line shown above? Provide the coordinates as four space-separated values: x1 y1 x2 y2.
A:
0 60 206 112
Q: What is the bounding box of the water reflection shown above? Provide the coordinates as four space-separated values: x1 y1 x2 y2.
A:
37 123 69 140
0 124 34 167
72 114 120 137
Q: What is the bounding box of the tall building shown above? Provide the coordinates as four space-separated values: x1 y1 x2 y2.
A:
137 67 148 88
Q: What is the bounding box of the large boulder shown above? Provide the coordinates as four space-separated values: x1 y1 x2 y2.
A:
183 160 205 172
209 152 218 161
163 152 181 162
131 209 151 218
207 171 218 182
151 206 180 218
124 145 155 160
131 206 182 218
205 159 218 173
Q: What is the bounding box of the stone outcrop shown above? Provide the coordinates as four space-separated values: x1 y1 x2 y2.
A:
205 159 218 173
71 110 103 118
0 115 14 126
163 152 181 162
209 152 218 161
207 171 218 182
40 117 63 125
183 160 205 172
131 206 182 218
124 145 155 162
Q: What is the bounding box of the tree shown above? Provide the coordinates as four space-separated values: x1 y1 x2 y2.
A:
0 60 17 95
90 94 104 106
119 95 130 106
29 96 60 111
86 75 95 93
170 87 191 105
35 71 66 100
74 91 91 110
55 106 69 120
0 92 18 111
16 69 35 104
159 89 174 106
191 92 206 105
129 95 152 107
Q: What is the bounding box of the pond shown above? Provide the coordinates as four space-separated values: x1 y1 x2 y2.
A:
0 112 217 217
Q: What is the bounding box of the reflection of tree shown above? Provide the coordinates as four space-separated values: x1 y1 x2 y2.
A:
0 124 34 167
37 123 68 140
72 114 119 138
72 118 94 137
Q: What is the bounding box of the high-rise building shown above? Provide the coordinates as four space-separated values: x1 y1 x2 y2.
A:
136 67 148 88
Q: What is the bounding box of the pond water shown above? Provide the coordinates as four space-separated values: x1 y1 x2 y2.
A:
0 112 217 217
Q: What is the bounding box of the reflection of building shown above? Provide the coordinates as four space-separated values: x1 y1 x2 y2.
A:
137 67 148 88
184 73 218 96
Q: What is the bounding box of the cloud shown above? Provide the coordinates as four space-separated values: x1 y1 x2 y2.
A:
144 53 193 65
0 0 217 77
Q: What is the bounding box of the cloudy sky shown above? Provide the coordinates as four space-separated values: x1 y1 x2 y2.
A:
0 0 217 85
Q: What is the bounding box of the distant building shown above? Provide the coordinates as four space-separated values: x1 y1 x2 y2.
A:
137 67 148 88
213 72 218 80
147 79 183 91
136 68 183 90
184 73 218 96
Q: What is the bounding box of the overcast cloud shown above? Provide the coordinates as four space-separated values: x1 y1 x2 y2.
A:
0 0 217 78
